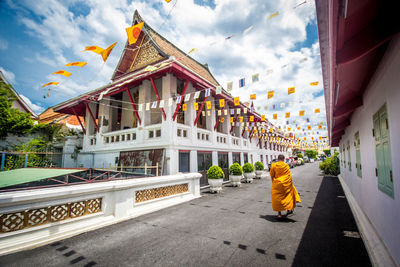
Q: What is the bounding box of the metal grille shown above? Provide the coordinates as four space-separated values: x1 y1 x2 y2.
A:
135 184 189 203
0 198 102 233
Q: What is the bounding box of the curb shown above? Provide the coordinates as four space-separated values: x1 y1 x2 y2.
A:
338 175 396 267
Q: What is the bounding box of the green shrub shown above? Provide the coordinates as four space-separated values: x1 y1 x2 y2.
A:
319 151 340 175
242 163 254 173
229 163 243 175
207 165 225 179
297 153 303 159
254 161 264 171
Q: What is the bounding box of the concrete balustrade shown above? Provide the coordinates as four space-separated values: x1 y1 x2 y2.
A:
0 172 201 255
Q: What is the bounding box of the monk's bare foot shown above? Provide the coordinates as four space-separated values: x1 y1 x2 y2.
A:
277 212 283 219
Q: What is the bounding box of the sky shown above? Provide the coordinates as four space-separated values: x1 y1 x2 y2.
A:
0 0 327 140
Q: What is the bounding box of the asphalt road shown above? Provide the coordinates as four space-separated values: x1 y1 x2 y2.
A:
0 162 371 267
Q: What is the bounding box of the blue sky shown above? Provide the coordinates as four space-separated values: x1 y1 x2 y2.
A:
0 0 327 139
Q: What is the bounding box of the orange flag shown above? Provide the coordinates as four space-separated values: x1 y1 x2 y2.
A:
267 90 274 99
308 125 311 130
299 110 305 116
101 42 117 62
234 97 240 106
315 108 320 113
220 117 225 123
219 99 225 108
82 45 104 54
250 116 254 122
182 103 187 111
318 124 322 129
288 87 295 94
126 22 144 45
51 70 71 77
285 112 290 118
273 114 277 119
206 101 211 109
261 115 265 121
250 94 256 100
194 102 199 111
65 62 87 67
310 81 319 86
42 82 59 88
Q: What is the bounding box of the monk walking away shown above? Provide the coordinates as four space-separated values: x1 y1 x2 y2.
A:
269 154 301 219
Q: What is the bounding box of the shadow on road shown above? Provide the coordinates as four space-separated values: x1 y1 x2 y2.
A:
259 214 297 223
292 176 372 267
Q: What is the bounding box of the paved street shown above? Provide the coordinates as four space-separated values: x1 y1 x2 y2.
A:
0 163 371 267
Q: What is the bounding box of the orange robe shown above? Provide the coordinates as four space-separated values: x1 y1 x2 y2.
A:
270 161 301 212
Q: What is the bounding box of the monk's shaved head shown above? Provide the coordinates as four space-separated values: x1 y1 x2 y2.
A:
278 155 285 161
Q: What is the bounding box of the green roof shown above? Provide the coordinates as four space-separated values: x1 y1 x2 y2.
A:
0 168 85 188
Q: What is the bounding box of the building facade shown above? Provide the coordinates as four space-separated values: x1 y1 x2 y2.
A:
53 11 291 185
316 0 400 265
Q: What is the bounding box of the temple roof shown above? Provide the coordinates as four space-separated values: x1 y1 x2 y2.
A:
39 107 84 127
112 10 219 86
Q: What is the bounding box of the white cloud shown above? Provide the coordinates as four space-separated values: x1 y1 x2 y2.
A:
0 66 16 84
6 0 327 139
0 38 8 50
20 94 45 113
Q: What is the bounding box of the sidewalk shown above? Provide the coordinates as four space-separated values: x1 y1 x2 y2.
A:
0 163 371 266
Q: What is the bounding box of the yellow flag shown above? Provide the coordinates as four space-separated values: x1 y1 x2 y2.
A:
308 125 311 130
318 124 322 129
267 11 279 21
206 101 211 109
230 117 234 123
288 87 295 94
240 116 243 122
165 0 172 2
65 62 87 67
234 97 240 106
182 103 187 111
315 108 320 113
288 127 291 131
310 81 319 86
126 22 144 45
304 137 307 140
101 42 117 62
51 70 71 77
82 45 104 54
267 90 274 99
250 94 256 100
297 126 301 130
220 117 225 123
319 136 322 140
299 110 305 116
273 114 277 119
194 102 199 111
285 112 290 118
250 116 254 122
219 99 225 108
42 82 59 88
188 48 198 54
261 115 265 121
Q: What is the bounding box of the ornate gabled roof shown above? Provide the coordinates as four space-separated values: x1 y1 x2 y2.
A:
112 10 219 85
39 107 84 126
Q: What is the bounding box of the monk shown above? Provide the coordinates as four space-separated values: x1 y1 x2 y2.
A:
269 154 301 219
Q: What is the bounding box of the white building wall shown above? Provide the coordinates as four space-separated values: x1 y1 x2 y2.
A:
338 34 400 266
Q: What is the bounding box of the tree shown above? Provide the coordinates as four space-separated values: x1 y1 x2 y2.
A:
323 149 331 157
0 82 34 138
305 150 318 159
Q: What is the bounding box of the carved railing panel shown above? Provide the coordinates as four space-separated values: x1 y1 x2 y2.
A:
135 184 189 203
0 198 102 233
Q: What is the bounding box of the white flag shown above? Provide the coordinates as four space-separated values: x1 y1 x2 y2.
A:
184 93 191 102
237 108 241 115
244 108 247 114
159 100 165 108
207 111 211 116
168 98 173 106
146 103 150 111
151 101 157 109
176 95 182 104
224 110 227 116
218 110 221 116
194 91 200 99
138 104 143 111
216 86 222 95
205 88 210 97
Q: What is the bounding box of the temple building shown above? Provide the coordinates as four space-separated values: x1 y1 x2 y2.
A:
53 11 290 186
316 0 400 265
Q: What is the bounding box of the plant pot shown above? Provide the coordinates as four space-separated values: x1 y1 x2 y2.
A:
208 178 223 193
230 175 242 187
243 172 255 183
255 170 264 178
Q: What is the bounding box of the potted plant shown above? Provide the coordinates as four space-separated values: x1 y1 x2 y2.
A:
229 163 243 187
254 161 264 178
242 163 255 183
207 165 225 193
